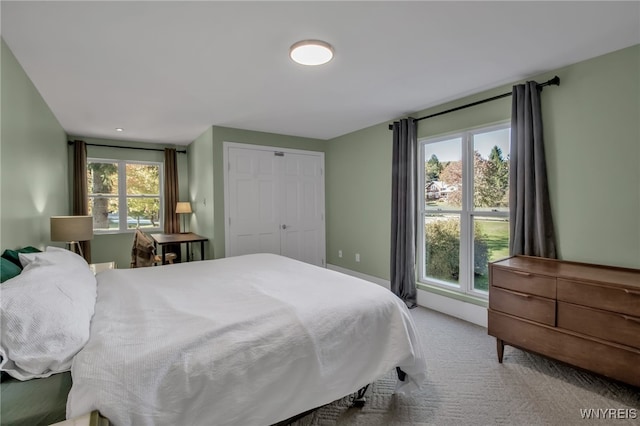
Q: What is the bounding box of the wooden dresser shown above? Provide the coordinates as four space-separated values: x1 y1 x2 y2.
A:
488 255 640 387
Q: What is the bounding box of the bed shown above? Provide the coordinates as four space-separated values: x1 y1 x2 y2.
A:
1 249 426 425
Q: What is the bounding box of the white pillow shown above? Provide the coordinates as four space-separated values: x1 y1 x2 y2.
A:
0 254 97 380
19 246 88 269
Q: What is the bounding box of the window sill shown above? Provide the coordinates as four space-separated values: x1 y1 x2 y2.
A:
417 282 488 308
94 228 161 236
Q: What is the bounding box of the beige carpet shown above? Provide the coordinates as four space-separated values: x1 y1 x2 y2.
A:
289 307 639 426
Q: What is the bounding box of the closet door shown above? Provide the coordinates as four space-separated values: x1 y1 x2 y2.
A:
225 144 325 267
227 147 281 256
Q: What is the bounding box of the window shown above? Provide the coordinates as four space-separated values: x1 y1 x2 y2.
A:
418 123 510 297
87 159 163 233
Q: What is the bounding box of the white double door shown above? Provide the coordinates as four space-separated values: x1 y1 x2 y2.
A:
224 143 325 267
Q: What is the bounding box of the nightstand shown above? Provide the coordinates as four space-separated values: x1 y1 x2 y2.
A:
89 261 116 275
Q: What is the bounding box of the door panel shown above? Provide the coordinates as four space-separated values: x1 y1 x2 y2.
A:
280 153 324 266
228 148 281 256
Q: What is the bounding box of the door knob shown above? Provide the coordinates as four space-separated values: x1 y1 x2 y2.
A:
281 224 288 229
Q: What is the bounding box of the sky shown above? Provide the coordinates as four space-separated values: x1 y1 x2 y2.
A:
424 127 510 162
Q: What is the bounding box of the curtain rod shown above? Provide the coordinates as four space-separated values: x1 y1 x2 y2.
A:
68 141 187 154
388 76 560 130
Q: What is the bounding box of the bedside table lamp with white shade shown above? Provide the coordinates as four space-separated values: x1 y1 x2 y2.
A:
50 215 93 257
175 202 192 233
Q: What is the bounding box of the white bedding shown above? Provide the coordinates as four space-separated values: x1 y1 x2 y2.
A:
67 254 426 425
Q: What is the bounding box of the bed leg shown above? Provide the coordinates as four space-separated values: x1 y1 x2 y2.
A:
396 367 407 381
351 384 370 408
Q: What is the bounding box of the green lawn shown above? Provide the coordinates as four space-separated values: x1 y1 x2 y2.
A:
478 220 510 261
474 219 509 291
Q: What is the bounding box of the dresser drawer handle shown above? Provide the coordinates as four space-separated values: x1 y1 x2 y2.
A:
623 289 640 297
507 290 531 299
510 270 532 277
621 315 640 324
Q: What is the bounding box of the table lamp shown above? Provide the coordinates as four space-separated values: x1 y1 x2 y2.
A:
175 202 192 233
50 215 94 257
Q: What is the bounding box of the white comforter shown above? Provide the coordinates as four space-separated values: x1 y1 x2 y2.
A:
67 254 426 426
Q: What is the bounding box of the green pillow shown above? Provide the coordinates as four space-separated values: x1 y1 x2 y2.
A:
1 257 22 283
1 246 42 268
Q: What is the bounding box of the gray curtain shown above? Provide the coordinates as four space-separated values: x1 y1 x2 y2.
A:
391 118 417 308
509 82 557 258
72 140 91 262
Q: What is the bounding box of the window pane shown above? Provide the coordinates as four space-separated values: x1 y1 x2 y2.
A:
127 197 160 229
87 162 118 195
89 197 119 230
126 164 160 195
473 216 510 292
424 137 462 210
424 214 460 286
473 128 510 212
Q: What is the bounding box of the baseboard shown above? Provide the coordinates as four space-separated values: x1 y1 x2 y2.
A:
416 289 488 328
327 264 488 328
327 264 391 289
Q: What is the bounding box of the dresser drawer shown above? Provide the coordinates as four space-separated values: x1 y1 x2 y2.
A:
488 310 640 387
557 279 640 317
491 267 556 299
558 302 640 349
489 286 555 326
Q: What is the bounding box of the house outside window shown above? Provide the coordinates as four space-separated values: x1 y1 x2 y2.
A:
87 159 163 233
417 123 510 297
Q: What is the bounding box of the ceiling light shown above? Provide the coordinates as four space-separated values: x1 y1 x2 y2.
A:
115 128 124 132
289 40 334 66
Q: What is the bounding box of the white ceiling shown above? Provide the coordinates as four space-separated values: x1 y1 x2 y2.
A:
2 1 639 145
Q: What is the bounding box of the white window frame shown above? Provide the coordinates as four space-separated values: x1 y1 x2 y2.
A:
417 122 510 299
88 158 164 234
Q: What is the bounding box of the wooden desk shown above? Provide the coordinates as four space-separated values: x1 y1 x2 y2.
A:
149 232 208 265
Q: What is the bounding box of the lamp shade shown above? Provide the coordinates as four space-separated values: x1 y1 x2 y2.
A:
175 202 192 214
50 216 93 242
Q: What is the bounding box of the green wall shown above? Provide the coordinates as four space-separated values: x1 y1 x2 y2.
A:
188 126 325 259
326 44 640 279
325 122 393 278
187 127 215 260
1 39 69 250
541 46 639 269
68 136 190 267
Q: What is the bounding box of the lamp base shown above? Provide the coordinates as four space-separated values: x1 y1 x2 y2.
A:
68 241 84 258
180 215 190 234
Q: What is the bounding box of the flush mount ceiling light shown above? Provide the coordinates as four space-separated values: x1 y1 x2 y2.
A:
115 128 124 132
289 40 334 66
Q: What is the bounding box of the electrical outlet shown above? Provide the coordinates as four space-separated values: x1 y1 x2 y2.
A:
338 250 343 258
355 253 360 262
